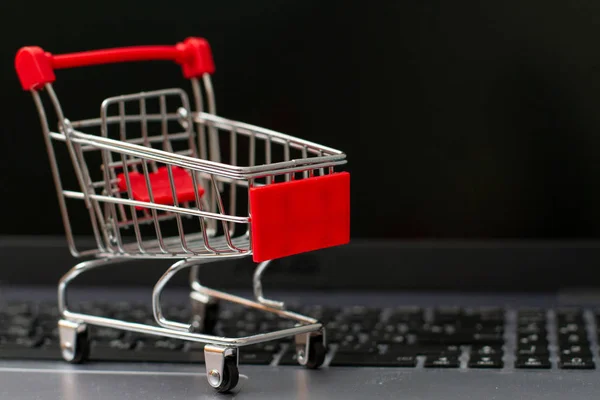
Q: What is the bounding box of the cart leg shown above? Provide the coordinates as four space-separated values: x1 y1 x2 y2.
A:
58 319 90 364
153 259 200 332
189 264 219 333
57 258 128 364
189 290 219 333
295 328 327 369
204 344 239 393
253 260 285 310
58 257 128 318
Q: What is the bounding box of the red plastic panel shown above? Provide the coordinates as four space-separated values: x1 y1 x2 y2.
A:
250 172 350 262
117 166 204 207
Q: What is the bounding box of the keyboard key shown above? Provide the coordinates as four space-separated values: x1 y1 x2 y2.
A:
371 332 409 345
517 309 546 323
432 307 462 323
472 345 503 356
556 308 584 324
517 333 547 344
144 338 185 351
419 323 457 335
376 321 414 335
518 337 548 348
11 315 35 327
559 344 592 358
471 332 504 344
515 356 551 369
337 341 378 354
90 327 123 341
1 325 33 338
375 354 417 367
463 307 505 323
244 342 281 354
336 307 381 328
330 352 416 367
463 322 504 334
516 344 549 356
239 352 273 365
386 306 423 324
37 303 60 319
1 335 45 349
556 307 583 316
388 344 460 356
91 338 137 352
558 356 595 370
5 302 31 316
468 355 503 369
424 355 460 368
417 321 504 345
557 323 585 335
558 333 589 346
340 306 380 316
517 322 546 334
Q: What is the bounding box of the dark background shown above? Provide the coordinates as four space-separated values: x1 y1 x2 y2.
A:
2 1 600 240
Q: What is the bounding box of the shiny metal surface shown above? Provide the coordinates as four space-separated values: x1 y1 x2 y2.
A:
253 260 286 310
1 362 599 400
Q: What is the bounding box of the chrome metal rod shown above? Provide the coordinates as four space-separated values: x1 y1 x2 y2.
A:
62 191 250 224
153 259 200 331
58 258 130 315
62 309 322 346
31 91 81 258
253 260 285 310
67 129 346 179
193 112 343 156
199 286 318 325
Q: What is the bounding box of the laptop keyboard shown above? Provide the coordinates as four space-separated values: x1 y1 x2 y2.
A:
0 302 597 370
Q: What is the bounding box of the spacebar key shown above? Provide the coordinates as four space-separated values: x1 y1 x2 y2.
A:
387 344 461 356
331 352 416 367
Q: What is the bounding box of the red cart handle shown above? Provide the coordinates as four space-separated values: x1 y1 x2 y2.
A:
15 37 215 91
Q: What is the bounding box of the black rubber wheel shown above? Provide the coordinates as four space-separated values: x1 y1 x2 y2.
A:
304 335 327 369
67 328 90 364
214 357 239 393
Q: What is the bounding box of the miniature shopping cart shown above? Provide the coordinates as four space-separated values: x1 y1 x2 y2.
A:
15 37 350 393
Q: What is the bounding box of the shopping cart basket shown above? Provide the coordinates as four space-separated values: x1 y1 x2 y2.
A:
15 37 350 392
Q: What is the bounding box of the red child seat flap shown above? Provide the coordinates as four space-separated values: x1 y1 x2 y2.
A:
249 172 350 262
117 166 204 206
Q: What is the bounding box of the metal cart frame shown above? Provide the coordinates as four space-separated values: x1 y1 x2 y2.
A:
15 37 349 393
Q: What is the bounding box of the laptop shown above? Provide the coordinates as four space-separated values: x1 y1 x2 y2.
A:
1 237 599 399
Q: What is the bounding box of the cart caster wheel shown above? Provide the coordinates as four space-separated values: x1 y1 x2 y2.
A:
189 292 219 334
212 357 239 393
304 335 327 369
58 319 90 364
296 333 327 369
204 345 239 393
